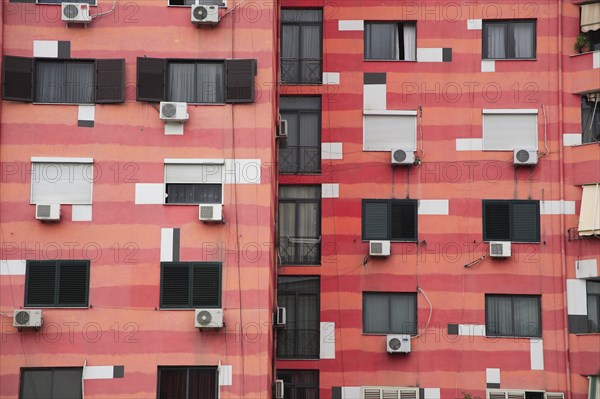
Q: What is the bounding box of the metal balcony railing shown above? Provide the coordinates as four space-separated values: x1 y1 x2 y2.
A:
279 146 321 174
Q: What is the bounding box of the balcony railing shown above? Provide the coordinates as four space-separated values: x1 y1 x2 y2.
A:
279 236 321 265
280 58 322 84
279 146 321 174
276 327 320 359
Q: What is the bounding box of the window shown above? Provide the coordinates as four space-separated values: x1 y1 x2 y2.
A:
20 367 83 399
164 161 223 204
578 184 600 237
580 3 600 51
582 94 600 144
362 199 418 242
276 370 319 399
137 58 256 103
277 276 320 359
483 200 540 242
168 0 225 6
279 96 321 174
25 261 89 307
587 281 600 333
278 186 321 265
157 367 217 399
363 111 417 151
482 110 538 150
482 20 536 59
160 262 221 309
590 375 600 399
363 292 417 334
280 9 322 84
2 56 125 103
36 0 95 4
364 22 416 61
30 158 93 205
485 295 541 337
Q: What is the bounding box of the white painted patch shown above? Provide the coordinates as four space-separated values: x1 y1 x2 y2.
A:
364 109 417 116
323 72 340 85
424 388 441 399
0 260 26 276
467 19 482 30
341 387 361 399
338 20 364 31
32 157 93 163
33 40 58 58
418 200 449 215
540 200 576 215
483 109 538 115
322 184 340 199
417 48 444 62
486 368 500 384
320 322 335 359
164 123 184 135
567 279 588 315
134 183 165 204
72 205 92 222
576 259 598 279
481 60 496 72
456 138 483 151
458 324 486 336
223 159 261 184
160 228 174 262
364 84 386 110
78 105 95 121
83 366 114 380
563 133 582 146
530 338 544 370
322 143 343 160
218 365 232 386
593 51 600 69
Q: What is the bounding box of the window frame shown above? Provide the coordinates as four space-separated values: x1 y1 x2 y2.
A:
587 280 600 333
362 292 418 335
167 0 225 7
361 199 418 242
362 111 418 151
482 200 540 243
166 59 225 104
482 19 537 60
159 262 222 309
276 370 319 398
581 94 600 144
485 294 542 338
20 367 84 399
30 158 94 205
280 8 323 85
156 366 218 399
163 161 225 205
363 21 418 61
24 260 90 308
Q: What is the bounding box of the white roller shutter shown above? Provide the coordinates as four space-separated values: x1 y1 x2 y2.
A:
165 164 224 184
31 161 93 205
482 110 538 150
363 112 417 151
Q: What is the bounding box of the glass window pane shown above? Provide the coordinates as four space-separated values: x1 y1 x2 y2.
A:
281 9 322 23
21 370 53 399
512 22 535 58
587 294 599 333
52 369 83 399
168 63 195 103
279 185 320 199
486 23 507 59
514 297 540 337
364 294 389 333
188 369 216 399
158 369 186 399
390 294 416 334
36 62 65 103
588 281 600 295
486 296 513 336
366 23 398 60
196 63 223 103
65 63 94 104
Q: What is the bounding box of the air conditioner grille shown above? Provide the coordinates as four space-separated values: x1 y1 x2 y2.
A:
193 5 208 20
63 4 79 18
364 389 382 399
382 390 400 399
388 337 402 351
399 391 417 399
162 103 177 117
393 150 407 163
516 149 530 163
196 310 212 325
14 311 30 326
200 206 214 219
371 242 382 254
37 205 51 218
490 243 503 255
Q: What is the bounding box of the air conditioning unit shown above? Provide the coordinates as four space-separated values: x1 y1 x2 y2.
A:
275 380 284 399
275 306 286 328
513 149 538 166
386 334 411 354
13 310 43 329
199 204 223 223
195 308 223 328
369 240 391 257
489 241 511 258
277 119 288 139
391 149 415 166
191 5 220 24
160 102 189 122
61 3 92 23
35 204 61 222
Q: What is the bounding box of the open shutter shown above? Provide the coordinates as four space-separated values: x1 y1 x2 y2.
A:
136 57 166 102
57 261 89 306
3 56 34 102
225 59 256 103
544 393 564 399
191 263 222 308
511 201 540 242
161 263 190 308
363 201 390 240
25 261 57 306
96 59 125 103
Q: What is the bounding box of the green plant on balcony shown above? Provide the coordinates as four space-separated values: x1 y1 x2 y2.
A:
575 33 591 53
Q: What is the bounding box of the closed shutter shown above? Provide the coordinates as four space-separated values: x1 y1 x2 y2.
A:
363 201 389 240
506 392 525 399
161 263 190 307
544 393 564 399
512 201 539 242
488 392 506 399
137 57 166 102
391 200 417 241
31 162 93 205
363 114 417 151
57 261 89 306
165 163 224 184
482 112 538 150
3 56 34 102
579 184 600 236
95 59 125 103
484 201 510 241
225 59 256 103
192 263 221 308
25 262 57 306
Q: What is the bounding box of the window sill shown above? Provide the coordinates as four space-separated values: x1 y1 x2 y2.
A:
361 239 418 243
36 2 97 5
482 240 540 244
574 332 600 336
24 306 89 309
278 264 322 267
482 58 537 61
164 203 222 206
279 83 323 86
364 59 417 62
362 332 417 336
569 141 600 147
33 102 95 106
569 50 600 58
276 358 320 361
485 335 542 339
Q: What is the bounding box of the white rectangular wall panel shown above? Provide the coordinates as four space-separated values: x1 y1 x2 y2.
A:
364 114 417 151
567 279 588 315
320 322 335 359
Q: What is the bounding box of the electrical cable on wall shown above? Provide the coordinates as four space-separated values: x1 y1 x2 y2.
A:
90 0 118 19
412 286 432 339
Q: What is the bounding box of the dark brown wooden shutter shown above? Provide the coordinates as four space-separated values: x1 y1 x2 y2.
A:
25 261 57 306
391 200 417 241
483 201 510 241
136 57 166 102
161 263 190 308
511 201 540 242
191 263 221 308
362 201 389 240
57 261 89 306
95 59 125 103
2 56 34 102
225 59 256 103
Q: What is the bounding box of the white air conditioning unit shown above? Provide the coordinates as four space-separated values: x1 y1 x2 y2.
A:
199 204 223 223
489 241 511 258
35 204 61 222
160 102 189 122
362 387 420 399
386 334 411 354
13 310 43 329
191 5 220 24
278 119 288 139
513 149 538 166
275 380 284 399
195 308 223 328
61 3 92 23
391 149 415 166
369 240 390 257
275 306 286 328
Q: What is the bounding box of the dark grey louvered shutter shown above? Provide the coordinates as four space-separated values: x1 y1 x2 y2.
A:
161 263 190 308
362 201 389 240
136 57 166 102
192 263 221 308
225 59 256 103
96 59 125 103
391 200 417 241
3 56 34 102
483 201 510 241
57 261 89 306
26 262 57 306
512 201 540 242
